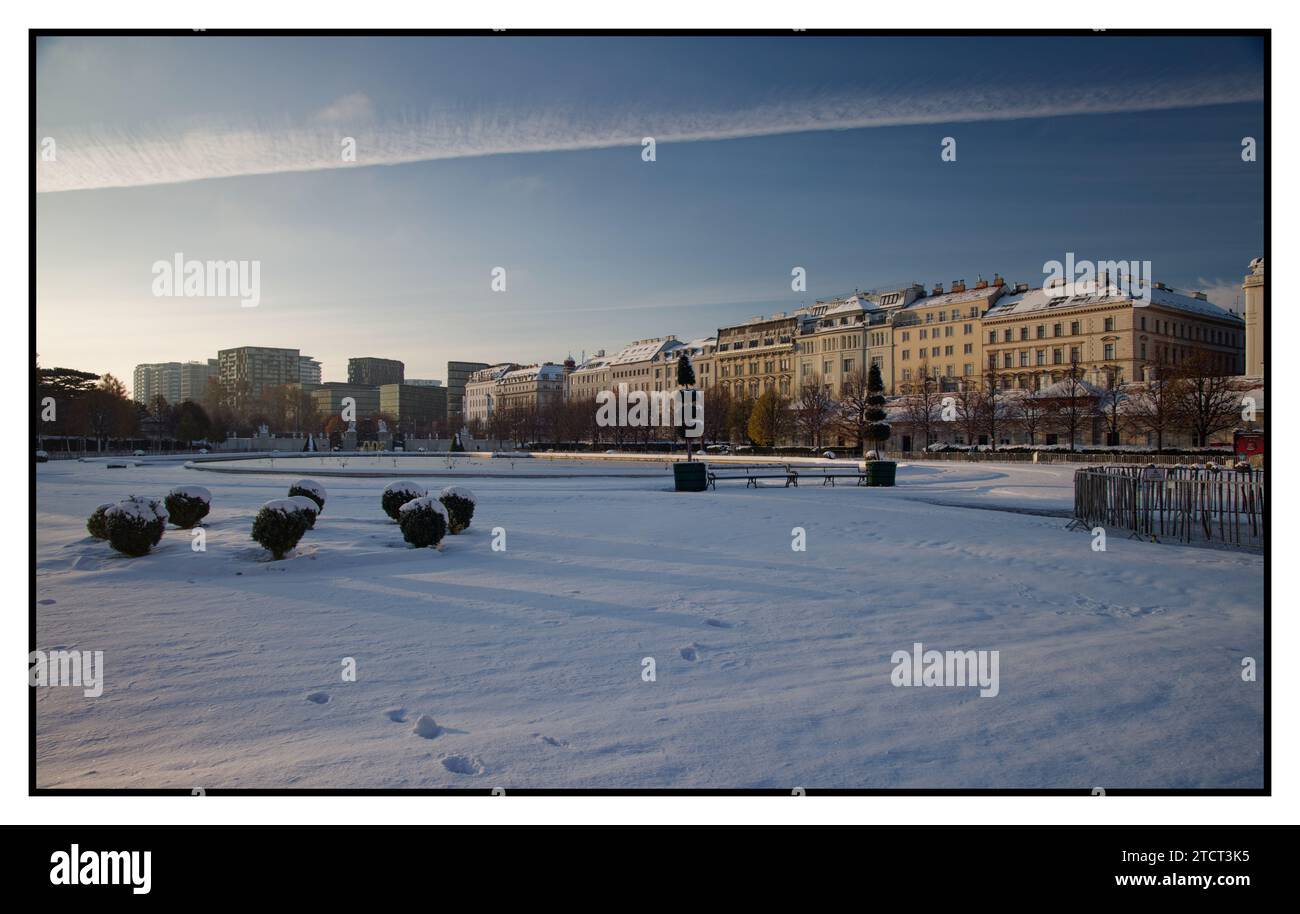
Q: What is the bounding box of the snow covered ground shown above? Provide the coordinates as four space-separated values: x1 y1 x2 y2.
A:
34 457 1264 789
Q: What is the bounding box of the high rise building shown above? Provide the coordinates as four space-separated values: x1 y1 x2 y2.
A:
298 355 323 386
217 346 301 400
347 357 404 387
179 359 218 402
311 382 380 420
132 362 182 404
447 361 490 423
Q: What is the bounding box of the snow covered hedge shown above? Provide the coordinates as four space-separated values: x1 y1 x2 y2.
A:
382 480 427 521
165 486 211 529
286 495 321 529
105 496 167 556
288 479 326 512
438 486 476 534
86 503 114 540
397 496 447 549
252 499 312 559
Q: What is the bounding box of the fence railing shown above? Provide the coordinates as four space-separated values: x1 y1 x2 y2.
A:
1072 465 1265 549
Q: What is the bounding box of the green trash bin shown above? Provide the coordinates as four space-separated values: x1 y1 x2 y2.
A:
863 460 897 487
674 461 709 492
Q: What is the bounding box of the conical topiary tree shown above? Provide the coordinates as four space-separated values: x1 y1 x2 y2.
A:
864 363 890 458
676 351 697 461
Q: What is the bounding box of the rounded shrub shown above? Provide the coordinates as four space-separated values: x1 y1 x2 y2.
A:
165 485 211 529
398 496 448 549
288 479 327 512
382 480 427 521
438 486 477 534
286 495 321 529
104 496 167 557
251 499 312 559
86 503 114 540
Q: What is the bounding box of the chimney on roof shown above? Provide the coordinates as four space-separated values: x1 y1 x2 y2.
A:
1192 291 1208 301
975 275 989 290
993 273 1004 287
951 279 967 293
932 282 944 296
1014 282 1029 293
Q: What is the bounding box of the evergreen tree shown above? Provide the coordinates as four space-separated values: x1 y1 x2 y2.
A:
675 351 698 461
864 363 890 457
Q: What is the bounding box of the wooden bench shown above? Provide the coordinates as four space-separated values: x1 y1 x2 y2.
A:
706 467 799 489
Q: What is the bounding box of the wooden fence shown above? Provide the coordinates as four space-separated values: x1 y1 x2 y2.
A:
1072 465 1265 548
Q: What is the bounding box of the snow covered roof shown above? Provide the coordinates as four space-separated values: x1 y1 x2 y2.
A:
502 363 567 382
901 285 1006 310
608 337 683 366
985 280 1242 323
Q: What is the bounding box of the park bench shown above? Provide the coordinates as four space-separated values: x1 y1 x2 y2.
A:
705 464 799 489
788 468 869 486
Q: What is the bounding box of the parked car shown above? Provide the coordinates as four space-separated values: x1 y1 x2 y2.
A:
133 450 145 457
35 449 48 463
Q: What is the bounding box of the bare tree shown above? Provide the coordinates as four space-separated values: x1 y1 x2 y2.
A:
1173 350 1249 447
1128 360 1180 451
899 367 941 450
1039 362 1097 450
835 369 872 451
794 377 837 448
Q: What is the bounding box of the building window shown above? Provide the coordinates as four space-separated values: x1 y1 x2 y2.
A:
1103 343 1115 360
1053 323 1062 337
1070 321 1080 335
1103 316 1115 332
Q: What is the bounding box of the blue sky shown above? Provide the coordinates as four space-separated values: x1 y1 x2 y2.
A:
35 35 1265 391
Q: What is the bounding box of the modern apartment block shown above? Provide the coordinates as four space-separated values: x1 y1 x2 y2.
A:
310 382 380 420
217 346 301 400
347 356 404 387
379 382 447 432
298 355 323 386
447 361 490 423
132 362 182 404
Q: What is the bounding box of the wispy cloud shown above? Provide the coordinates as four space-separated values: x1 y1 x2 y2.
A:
37 74 1263 193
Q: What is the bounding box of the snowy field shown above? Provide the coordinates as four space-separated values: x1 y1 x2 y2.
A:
34 457 1264 789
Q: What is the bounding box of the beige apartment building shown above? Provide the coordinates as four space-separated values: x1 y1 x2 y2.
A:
463 364 518 425
496 363 569 412
894 278 1007 393
715 313 797 399
981 278 1244 390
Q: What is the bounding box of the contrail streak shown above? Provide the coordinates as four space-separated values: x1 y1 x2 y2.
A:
36 74 1262 193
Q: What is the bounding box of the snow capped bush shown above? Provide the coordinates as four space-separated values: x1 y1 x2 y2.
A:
165 485 211 529
286 495 321 528
382 480 427 521
86 503 114 540
398 496 447 549
252 499 312 559
438 486 476 534
104 496 167 557
287 479 326 512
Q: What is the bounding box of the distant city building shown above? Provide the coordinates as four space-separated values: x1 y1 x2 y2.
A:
380 383 448 433
403 378 443 387
311 382 380 420
217 346 301 400
132 362 182 404
463 364 518 424
133 359 219 404
497 363 569 413
1244 257 1265 378
180 359 219 402
447 361 490 423
298 355 323 386
347 356 404 387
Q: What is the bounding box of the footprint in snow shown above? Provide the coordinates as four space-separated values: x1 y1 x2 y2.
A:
704 618 731 628
535 734 567 748
680 645 699 662
305 691 330 704
37 599 56 605
385 707 407 723
441 755 482 775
